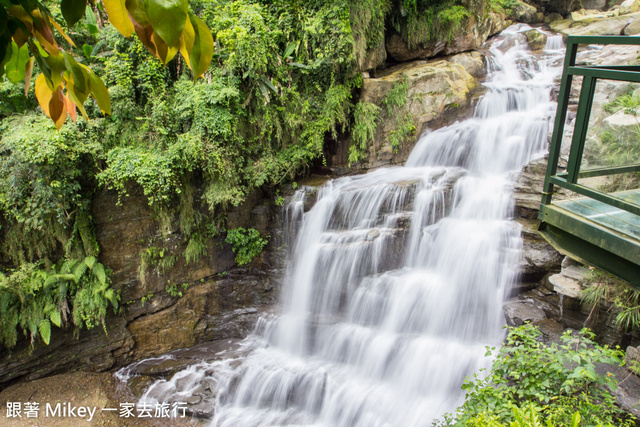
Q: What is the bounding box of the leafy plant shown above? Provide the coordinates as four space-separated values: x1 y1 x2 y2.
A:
141 293 153 307
580 267 640 332
225 227 269 266
349 101 381 164
0 256 118 349
440 325 635 426
166 283 189 298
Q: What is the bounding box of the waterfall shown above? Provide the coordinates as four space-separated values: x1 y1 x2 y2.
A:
131 24 565 426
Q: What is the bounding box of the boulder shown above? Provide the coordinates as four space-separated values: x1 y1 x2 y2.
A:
550 11 640 36
524 28 548 50
503 300 548 326
545 12 564 23
620 0 640 14
349 59 480 169
511 0 540 23
447 51 486 78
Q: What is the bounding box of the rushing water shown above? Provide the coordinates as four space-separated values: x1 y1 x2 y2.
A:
131 24 565 426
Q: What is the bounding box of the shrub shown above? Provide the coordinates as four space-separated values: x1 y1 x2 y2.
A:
439 325 635 426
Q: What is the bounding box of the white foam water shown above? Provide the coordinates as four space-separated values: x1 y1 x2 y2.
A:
133 24 565 426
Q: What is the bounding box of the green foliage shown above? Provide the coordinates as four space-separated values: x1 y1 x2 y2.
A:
0 0 416 347
225 227 269 266
490 0 516 13
185 232 207 264
0 257 118 349
166 283 189 298
390 0 473 49
580 267 640 331
141 292 153 307
350 0 391 68
382 77 409 115
389 112 416 151
139 246 177 286
349 101 381 164
440 325 634 426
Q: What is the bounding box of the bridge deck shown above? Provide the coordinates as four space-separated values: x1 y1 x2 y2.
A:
538 189 640 287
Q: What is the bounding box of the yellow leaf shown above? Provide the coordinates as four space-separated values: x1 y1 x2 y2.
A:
35 73 53 117
49 16 77 47
179 14 195 67
102 0 135 37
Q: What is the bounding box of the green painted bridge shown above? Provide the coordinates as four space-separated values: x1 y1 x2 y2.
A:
538 35 640 288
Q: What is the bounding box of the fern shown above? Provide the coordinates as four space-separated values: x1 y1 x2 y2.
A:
0 258 118 349
349 101 381 164
185 233 207 264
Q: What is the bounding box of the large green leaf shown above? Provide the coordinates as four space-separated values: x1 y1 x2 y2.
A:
144 0 187 47
61 0 86 27
5 40 29 83
74 261 88 281
188 12 213 80
63 53 89 97
84 4 99 36
49 311 62 328
84 256 96 270
92 263 107 286
38 319 51 345
87 69 111 115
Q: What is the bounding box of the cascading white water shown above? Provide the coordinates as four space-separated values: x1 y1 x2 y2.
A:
133 24 565 426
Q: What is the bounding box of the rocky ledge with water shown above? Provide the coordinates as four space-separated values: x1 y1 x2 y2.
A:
113 22 588 426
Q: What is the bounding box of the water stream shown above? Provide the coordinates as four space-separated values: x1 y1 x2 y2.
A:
128 24 565 426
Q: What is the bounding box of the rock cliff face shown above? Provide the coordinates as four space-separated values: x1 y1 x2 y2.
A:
329 55 484 171
0 188 284 390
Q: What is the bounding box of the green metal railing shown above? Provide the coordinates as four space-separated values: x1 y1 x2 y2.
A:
542 35 640 213
539 35 640 286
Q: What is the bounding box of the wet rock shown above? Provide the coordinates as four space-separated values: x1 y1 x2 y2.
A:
183 394 202 405
503 300 548 326
201 377 218 392
524 28 548 50
186 399 216 419
544 12 564 23
549 273 584 298
517 218 564 282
